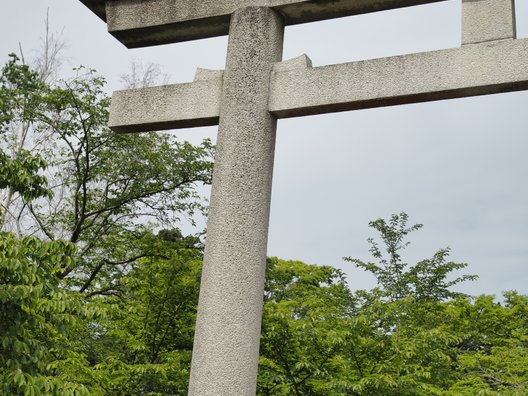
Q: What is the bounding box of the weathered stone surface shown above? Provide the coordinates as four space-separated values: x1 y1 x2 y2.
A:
102 0 445 48
108 78 222 133
462 0 516 45
270 38 528 118
108 38 528 132
188 7 284 396
194 68 224 82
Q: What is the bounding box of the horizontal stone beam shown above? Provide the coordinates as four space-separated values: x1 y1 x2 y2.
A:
102 0 446 48
109 70 223 133
269 38 528 118
108 39 528 133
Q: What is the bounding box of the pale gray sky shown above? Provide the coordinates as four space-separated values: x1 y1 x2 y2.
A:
1 0 527 296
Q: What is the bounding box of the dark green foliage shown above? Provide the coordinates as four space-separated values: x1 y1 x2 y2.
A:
0 233 94 395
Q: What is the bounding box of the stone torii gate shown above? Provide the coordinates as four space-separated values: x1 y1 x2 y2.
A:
80 0 527 394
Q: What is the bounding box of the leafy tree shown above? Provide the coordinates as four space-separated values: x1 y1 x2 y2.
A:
1 63 91 391
344 212 477 301
336 213 526 395
0 54 51 227
256 257 461 395
0 52 213 394
444 292 528 395
85 229 202 395
0 55 214 298
258 258 355 395
258 214 527 395
0 232 97 395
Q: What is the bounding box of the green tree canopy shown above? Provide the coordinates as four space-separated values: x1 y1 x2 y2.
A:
0 54 213 395
344 212 477 301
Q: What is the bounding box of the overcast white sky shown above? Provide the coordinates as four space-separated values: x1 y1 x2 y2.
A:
1 0 527 297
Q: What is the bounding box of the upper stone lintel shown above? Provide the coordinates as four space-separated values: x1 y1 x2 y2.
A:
82 0 447 48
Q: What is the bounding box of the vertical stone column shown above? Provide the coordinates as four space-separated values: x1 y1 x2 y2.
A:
188 7 284 396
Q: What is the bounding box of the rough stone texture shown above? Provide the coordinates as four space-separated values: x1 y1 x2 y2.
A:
270 38 528 118
108 77 222 133
194 68 224 82
462 0 516 45
108 36 528 133
103 0 444 48
188 7 283 396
